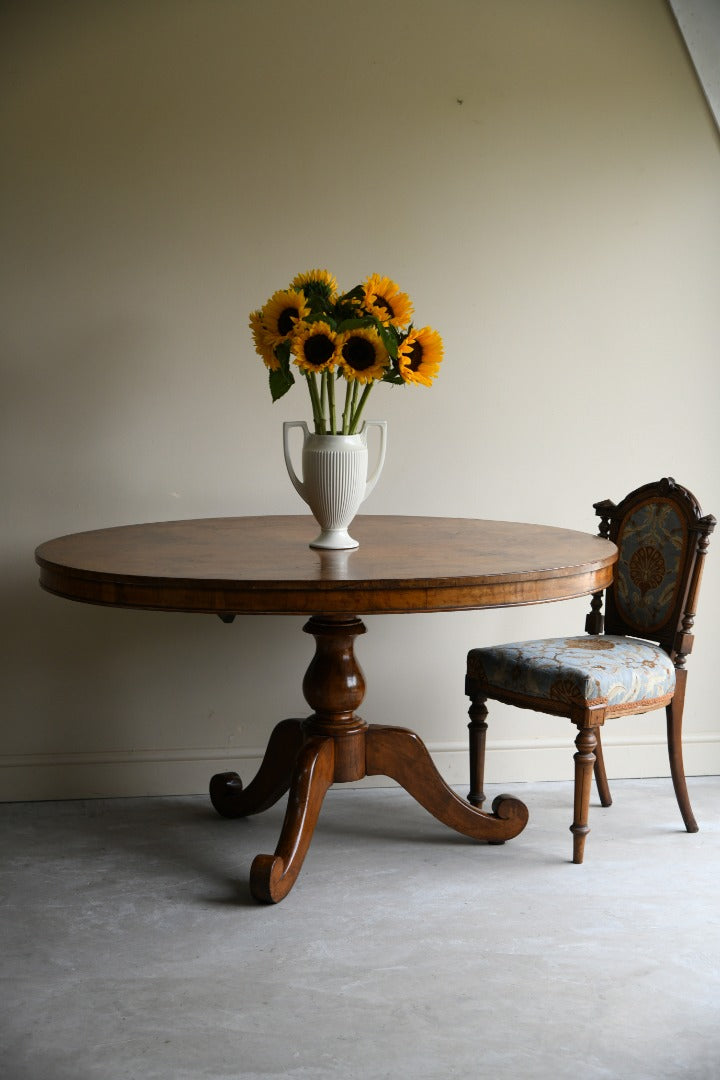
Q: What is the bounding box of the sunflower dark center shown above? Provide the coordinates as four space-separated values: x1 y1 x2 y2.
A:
304 334 335 367
278 307 299 336
405 340 424 371
372 293 394 318
342 336 377 371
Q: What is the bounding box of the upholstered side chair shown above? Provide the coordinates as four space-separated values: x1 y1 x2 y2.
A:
465 478 715 863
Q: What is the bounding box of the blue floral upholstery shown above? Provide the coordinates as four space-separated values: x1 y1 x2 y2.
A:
615 499 685 633
466 635 676 709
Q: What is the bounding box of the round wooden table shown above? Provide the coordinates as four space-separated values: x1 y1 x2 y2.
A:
36 514 617 902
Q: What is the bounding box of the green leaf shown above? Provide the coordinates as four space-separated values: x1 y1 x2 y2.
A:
275 339 291 370
269 365 294 402
336 316 377 333
340 284 365 303
268 341 294 401
377 322 399 360
307 293 331 317
306 311 337 330
382 369 405 386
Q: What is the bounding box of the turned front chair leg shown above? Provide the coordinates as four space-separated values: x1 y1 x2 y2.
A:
571 726 598 864
467 694 488 808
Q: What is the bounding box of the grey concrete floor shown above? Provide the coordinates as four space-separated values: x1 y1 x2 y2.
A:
2 777 719 1080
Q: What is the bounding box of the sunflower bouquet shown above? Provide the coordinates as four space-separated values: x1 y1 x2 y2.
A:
249 269 443 435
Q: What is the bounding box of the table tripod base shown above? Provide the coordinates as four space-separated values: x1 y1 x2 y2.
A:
210 720 528 904
209 615 529 903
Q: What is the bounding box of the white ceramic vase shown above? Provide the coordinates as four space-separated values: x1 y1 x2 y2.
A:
283 420 387 550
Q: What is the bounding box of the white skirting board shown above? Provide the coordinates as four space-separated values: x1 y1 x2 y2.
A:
1 734 719 802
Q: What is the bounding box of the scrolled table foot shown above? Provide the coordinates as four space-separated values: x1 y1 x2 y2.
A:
210 771 245 818
366 724 528 843
249 735 335 903
486 793 530 843
209 717 304 819
249 854 286 903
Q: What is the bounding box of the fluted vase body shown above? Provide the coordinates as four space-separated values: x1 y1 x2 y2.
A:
283 421 387 549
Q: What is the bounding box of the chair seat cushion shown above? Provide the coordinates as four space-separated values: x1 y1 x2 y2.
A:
466 635 676 709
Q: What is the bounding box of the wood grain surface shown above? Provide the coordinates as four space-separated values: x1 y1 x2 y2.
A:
36 514 617 615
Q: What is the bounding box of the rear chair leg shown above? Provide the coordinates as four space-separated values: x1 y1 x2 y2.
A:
667 670 698 832
467 694 488 808
594 728 613 808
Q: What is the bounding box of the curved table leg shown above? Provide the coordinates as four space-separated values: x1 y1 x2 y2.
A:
250 736 335 903
366 724 528 842
209 717 304 818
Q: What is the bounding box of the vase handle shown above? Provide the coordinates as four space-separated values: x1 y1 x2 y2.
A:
283 421 309 500
362 420 387 501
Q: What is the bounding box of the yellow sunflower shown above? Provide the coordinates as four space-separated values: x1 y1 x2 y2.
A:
291 321 340 374
261 289 310 345
291 269 338 302
249 309 279 370
362 274 414 327
338 327 389 383
397 326 444 387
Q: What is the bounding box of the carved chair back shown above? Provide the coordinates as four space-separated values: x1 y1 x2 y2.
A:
589 478 715 668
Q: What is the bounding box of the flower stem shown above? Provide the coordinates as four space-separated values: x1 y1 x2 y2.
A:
341 381 353 434
321 372 329 434
306 373 324 433
349 382 372 434
328 371 337 434
349 380 359 431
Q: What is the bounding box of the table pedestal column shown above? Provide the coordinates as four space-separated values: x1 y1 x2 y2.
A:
210 615 528 903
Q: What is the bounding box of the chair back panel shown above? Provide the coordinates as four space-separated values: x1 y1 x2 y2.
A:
614 497 686 635
597 478 715 659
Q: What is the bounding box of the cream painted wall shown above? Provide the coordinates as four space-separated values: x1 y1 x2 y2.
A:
2 0 719 801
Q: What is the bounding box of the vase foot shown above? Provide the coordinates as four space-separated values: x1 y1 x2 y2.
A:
309 528 359 550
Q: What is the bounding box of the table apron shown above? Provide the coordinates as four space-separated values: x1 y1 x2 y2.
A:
38 564 614 615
